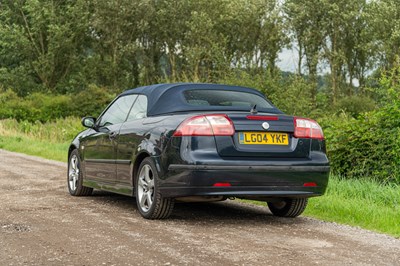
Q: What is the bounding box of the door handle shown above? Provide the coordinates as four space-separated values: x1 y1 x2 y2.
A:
109 131 118 140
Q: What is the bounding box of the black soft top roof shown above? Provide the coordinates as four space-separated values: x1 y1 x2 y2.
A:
120 83 281 116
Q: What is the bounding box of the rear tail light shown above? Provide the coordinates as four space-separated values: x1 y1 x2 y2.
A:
173 114 235 136
294 117 324 140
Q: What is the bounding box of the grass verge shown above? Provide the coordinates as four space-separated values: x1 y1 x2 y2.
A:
0 135 68 162
0 118 399 238
0 117 80 161
304 176 400 237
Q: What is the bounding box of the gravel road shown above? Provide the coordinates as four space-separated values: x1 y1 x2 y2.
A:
0 149 399 266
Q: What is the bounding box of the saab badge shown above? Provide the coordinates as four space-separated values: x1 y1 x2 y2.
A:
262 122 270 130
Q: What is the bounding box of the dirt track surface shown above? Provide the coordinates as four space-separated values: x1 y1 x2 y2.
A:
0 149 399 266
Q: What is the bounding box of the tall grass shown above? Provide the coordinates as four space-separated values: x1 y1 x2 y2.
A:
0 117 83 143
305 176 400 237
0 117 82 161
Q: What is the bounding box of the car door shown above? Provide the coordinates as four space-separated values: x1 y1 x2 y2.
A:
83 94 138 183
116 95 148 185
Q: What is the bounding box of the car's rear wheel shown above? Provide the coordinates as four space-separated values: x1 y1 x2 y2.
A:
135 158 174 219
267 198 308 218
68 149 93 196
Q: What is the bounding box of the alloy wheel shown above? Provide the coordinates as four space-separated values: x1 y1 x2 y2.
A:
68 154 79 192
137 164 155 212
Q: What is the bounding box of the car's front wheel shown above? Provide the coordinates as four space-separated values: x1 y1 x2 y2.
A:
68 149 93 196
267 198 308 218
135 158 174 219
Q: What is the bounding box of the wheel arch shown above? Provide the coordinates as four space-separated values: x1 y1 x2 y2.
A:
68 144 77 161
68 136 82 161
132 152 151 183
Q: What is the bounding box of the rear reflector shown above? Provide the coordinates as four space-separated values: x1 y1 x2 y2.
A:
213 183 231 187
294 117 324 140
303 182 317 187
173 114 235 136
246 115 279 121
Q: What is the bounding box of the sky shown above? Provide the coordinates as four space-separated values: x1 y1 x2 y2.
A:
278 47 360 86
277 47 331 75
276 48 299 73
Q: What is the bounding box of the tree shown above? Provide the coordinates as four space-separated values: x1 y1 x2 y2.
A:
284 0 327 105
258 0 289 76
88 0 150 88
368 0 400 71
151 0 191 82
0 0 90 94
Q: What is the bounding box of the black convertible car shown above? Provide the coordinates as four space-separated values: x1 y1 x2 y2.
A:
68 83 329 219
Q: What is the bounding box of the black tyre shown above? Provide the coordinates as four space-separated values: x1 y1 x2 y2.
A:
135 158 174 219
267 198 308 218
68 149 93 196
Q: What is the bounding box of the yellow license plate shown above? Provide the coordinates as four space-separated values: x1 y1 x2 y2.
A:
238 132 289 145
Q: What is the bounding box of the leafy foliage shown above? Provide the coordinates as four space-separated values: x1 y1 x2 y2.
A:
335 95 376 117
0 85 114 122
0 0 90 95
323 83 400 184
324 112 398 184
69 85 115 117
0 92 72 122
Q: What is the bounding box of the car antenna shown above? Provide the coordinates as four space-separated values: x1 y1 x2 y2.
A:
250 104 258 114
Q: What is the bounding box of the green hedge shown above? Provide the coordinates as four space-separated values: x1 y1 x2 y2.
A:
322 101 400 184
0 85 115 122
322 68 400 184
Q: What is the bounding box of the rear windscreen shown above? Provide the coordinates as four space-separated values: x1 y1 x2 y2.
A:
183 90 274 109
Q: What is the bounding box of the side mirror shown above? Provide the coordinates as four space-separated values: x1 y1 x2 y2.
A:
81 117 96 128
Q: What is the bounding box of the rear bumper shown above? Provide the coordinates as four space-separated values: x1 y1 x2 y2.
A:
159 164 330 198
